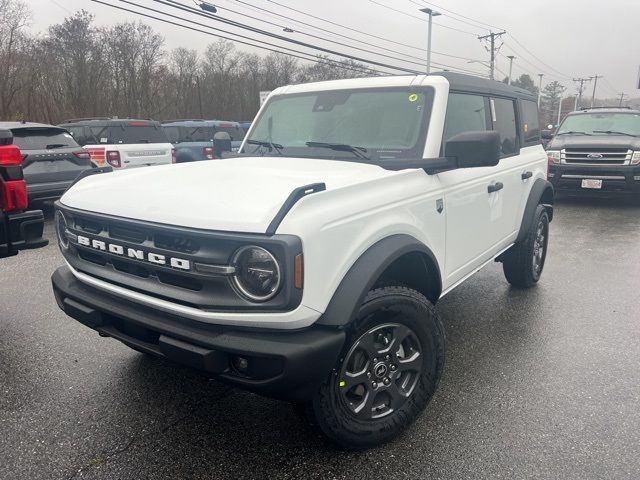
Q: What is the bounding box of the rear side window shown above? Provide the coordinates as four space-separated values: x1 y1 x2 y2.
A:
443 93 489 143
490 98 518 157
163 126 180 143
11 128 80 150
521 100 541 145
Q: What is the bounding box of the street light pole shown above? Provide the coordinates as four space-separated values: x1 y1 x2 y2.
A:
537 74 544 107
506 56 515 85
420 8 441 74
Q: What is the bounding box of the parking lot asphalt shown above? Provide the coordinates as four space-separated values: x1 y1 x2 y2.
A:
1 197 640 480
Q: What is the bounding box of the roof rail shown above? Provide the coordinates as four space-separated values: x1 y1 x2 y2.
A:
61 117 113 123
580 106 632 111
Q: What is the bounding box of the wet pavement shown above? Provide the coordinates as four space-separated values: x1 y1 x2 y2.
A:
1 197 639 479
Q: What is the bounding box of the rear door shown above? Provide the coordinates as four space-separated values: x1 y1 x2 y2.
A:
12 127 91 185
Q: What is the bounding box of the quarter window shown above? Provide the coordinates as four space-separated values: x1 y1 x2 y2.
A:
443 93 489 143
521 100 541 145
491 98 518 157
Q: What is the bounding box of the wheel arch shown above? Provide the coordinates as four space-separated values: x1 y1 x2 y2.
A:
516 178 554 243
317 234 442 328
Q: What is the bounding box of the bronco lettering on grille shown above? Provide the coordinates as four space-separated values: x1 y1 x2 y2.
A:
76 235 191 270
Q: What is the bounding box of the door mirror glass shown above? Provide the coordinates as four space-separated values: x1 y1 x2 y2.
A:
444 131 501 169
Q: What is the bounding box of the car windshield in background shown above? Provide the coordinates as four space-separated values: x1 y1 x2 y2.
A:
11 128 79 150
243 88 432 160
89 124 169 144
557 113 640 137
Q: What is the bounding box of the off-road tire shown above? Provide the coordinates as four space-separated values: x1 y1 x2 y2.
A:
311 286 445 450
503 204 549 288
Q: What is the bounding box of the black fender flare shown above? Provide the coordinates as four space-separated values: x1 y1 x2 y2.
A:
516 178 554 243
317 234 442 327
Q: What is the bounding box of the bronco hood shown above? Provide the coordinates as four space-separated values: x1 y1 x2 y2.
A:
60 157 397 233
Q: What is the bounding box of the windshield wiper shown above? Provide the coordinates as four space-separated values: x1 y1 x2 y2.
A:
555 131 592 136
45 143 69 149
305 142 370 160
246 139 283 155
593 130 638 137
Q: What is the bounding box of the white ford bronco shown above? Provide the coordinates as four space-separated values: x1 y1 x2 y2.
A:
51 73 553 449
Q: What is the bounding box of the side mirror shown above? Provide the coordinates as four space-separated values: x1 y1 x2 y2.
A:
0 129 13 146
444 131 501 169
540 130 554 140
213 131 232 157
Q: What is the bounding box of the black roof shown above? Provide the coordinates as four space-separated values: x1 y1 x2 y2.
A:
430 71 537 101
60 118 161 125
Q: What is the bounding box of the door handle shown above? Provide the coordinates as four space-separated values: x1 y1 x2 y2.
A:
487 182 504 193
521 171 533 180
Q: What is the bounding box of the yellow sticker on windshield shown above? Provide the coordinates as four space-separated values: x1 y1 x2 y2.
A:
408 94 418 102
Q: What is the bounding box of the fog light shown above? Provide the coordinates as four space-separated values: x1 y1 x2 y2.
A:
233 356 249 372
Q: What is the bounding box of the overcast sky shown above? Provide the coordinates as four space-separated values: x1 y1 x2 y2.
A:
29 0 639 97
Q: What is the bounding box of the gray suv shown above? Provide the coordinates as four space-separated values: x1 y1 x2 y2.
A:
546 107 640 194
0 122 93 203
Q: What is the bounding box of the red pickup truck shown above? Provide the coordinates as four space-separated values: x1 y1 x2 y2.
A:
0 129 47 258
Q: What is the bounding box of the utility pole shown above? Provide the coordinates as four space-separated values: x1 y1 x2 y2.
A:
572 77 591 110
557 96 564 127
618 93 628 107
537 74 544 107
420 8 441 74
506 55 515 85
589 75 601 108
478 31 507 81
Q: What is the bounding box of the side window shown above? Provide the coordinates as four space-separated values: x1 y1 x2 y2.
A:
520 100 541 145
89 126 106 144
68 127 86 146
443 93 489 143
491 98 518 157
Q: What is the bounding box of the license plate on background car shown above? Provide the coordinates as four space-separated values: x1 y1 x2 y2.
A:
581 179 602 189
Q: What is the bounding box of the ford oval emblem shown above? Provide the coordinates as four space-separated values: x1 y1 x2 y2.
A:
587 153 603 159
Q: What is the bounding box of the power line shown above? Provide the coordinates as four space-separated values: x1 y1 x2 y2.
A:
90 0 391 76
407 0 499 33
507 34 572 80
153 0 422 74
411 0 505 31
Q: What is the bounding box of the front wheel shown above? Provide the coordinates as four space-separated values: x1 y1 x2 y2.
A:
502 204 550 288
311 286 445 449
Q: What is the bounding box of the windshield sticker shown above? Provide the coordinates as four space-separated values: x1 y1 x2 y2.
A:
408 94 419 102
100 138 108 143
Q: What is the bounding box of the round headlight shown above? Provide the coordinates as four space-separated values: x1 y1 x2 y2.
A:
55 210 69 250
231 246 281 302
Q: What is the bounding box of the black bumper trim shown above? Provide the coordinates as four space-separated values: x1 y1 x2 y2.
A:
52 266 345 400
0 210 48 258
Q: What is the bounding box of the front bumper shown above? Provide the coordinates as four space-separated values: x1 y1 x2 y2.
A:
52 266 345 401
0 210 48 258
549 164 640 194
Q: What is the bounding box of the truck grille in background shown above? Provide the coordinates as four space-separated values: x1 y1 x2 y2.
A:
562 148 632 165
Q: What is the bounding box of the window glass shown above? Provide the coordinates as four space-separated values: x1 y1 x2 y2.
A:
162 126 180 143
244 88 432 160
491 98 518 156
214 125 246 142
180 126 215 142
443 93 489 143
107 125 169 144
521 100 540 144
11 128 80 150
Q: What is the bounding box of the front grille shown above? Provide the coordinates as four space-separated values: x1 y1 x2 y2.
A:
562 148 632 165
57 205 302 312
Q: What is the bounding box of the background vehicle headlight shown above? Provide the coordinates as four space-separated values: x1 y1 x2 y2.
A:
632 151 640 165
55 210 69 250
232 246 281 302
547 150 561 164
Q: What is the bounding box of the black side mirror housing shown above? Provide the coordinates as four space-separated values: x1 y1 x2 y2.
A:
0 129 13 146
444 131 501 169
540 130 554 140
213 131 232 157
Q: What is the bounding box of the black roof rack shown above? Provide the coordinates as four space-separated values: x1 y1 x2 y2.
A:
61 117 114 123
580 106 632 111
162 119 206 123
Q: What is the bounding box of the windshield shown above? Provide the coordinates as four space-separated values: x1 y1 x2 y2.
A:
12 128 79 150
242 87 432 160
557 112 640 136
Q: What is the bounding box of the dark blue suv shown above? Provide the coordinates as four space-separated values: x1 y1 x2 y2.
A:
162 120 246 163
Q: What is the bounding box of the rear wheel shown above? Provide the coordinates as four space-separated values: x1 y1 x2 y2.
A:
503 204 549 288
311 286 445 449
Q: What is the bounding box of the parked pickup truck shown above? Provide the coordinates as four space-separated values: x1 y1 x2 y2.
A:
0 129 47 258
52 73 553 449
162 120 246 162
547 107 640 194
60 118 175 169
